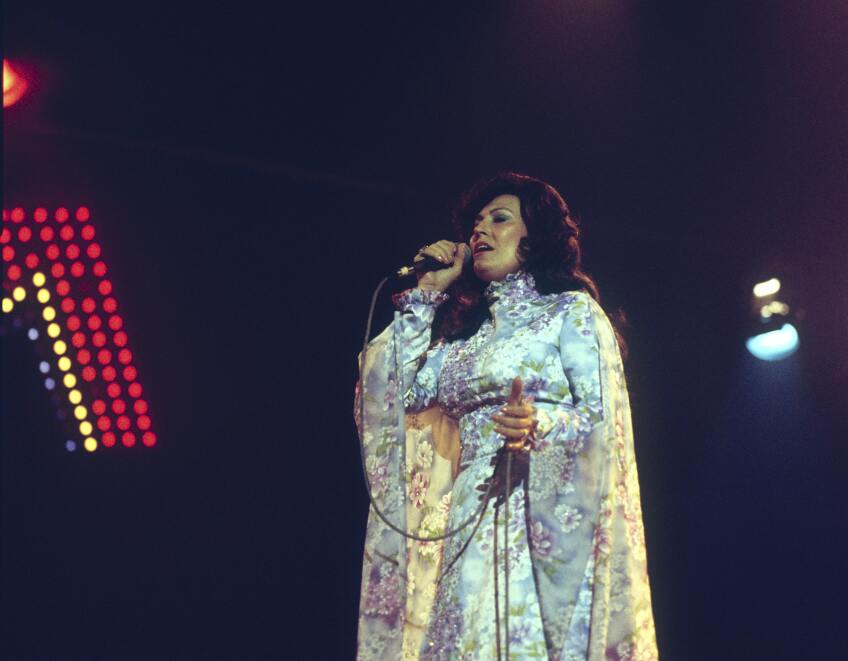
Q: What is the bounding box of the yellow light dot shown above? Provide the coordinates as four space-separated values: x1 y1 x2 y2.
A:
43 306 56 322
53 339 67 355
1 298 12 313
13 287 26 302
58 356 72 371
47 322 61 338
32 272 46 287
63 373 77 388
68 389 82 404
84 437 98 452
74 405 87 421
37 288 50 304
79 421 93 436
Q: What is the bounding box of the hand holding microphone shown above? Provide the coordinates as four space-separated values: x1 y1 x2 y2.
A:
400 240 470 292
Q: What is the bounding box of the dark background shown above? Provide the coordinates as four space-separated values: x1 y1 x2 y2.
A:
3 2 847 659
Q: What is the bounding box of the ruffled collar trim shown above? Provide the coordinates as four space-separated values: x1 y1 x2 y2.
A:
483 270 539 309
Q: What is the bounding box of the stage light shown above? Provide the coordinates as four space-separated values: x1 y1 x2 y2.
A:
128 382 142 398
7 264 22 281
68 389 82 405
92 331 106 347
81 366 96 381
746 324 799 362
3 60 28 109
10 208 24 223
70 262 85 277
87 243 101 259
73 405 87 421
45 378 56 390
66 440 77 452
47 322 61 338
81 297 96 314
97 349 111 364
124 366 138 381
753 277 781 298
27 328 38 341
121 432 136 448
65 244 80 260
0 228 9 243
1 298 13 313
97 279 111 295
66 315 81 331
746 274 800 362
81 225 95 241
142 432 157 447
60 226 75 242
61 298 75 313
108 315 123 331
71 332 86 348
53 339 67 354
43 306 56 321
117 415 130 431
56 280 71 296
24 253 39 269
55 208 69 223
137 415 151 431
39 361 50 374
87 315 102 331
102 366 117 381
57 356 71 371
79 421 93 436
112 399 126 415
50 262 64 278
118 348 132 364
32 271 45 286
46 244 60 260
63 373 77 388
40 227 55 242
103 297 117 313
134 399 148 415
93 261 107 277
34 209 48 223
36 288 50 303
102 432 116 448
114 331 128 347
84 437 97 452
18 227 32 242
106 383 121 398
97 416 111 431
2 246 14 261
13 286 26 301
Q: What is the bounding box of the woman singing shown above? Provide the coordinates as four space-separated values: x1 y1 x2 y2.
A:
355 172 657 660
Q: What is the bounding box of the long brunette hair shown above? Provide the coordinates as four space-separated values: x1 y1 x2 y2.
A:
432 172 629 360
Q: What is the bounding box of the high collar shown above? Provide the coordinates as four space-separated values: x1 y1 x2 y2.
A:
483 270 540 311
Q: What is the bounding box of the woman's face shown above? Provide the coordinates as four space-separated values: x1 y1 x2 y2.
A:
470 194 528 282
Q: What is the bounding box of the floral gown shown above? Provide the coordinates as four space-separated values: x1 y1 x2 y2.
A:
355 271 657 660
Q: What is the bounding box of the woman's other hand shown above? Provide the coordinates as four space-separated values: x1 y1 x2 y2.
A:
416 240 469 292
492 377 537 451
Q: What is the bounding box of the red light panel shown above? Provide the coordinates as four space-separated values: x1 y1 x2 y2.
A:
3 60 28 109
2 206 157 451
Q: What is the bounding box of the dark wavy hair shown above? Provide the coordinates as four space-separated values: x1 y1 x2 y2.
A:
432 171 629 360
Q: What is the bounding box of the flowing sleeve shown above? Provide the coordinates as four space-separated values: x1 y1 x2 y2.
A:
354 287 450 660
528 292 657 660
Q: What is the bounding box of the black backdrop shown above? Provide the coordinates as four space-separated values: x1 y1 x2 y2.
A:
3 3 848 659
